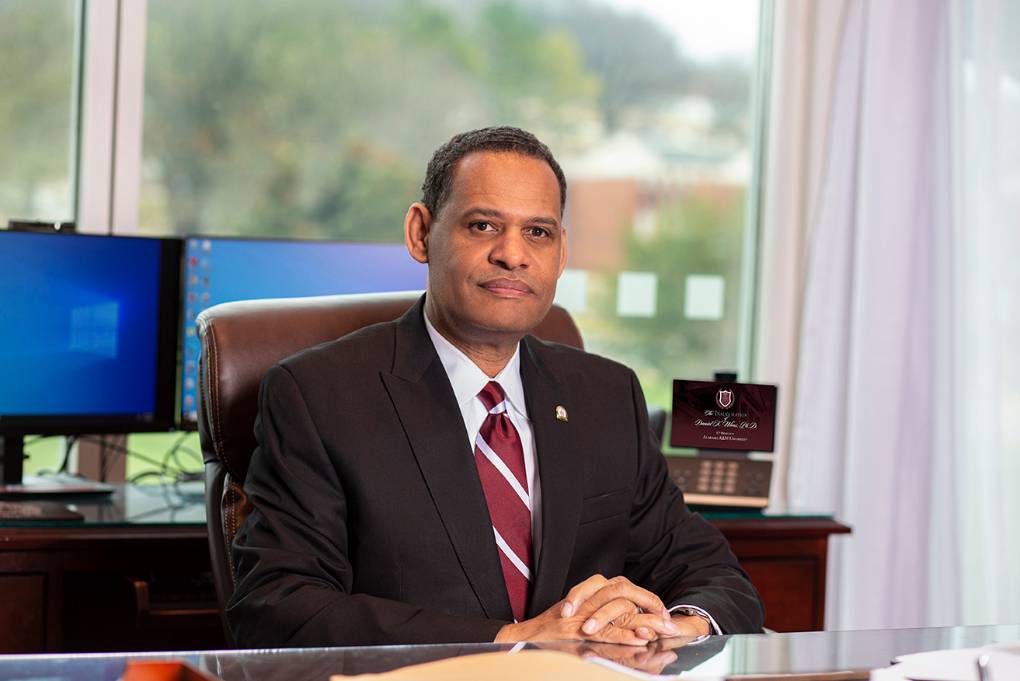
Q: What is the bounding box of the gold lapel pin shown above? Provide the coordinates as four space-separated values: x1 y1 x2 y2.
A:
555 405 568 422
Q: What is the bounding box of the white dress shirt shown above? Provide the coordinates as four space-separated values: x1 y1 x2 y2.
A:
424 313 543 558
423 313 719 633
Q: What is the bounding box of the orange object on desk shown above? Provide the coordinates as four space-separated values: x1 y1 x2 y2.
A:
122 660 221 681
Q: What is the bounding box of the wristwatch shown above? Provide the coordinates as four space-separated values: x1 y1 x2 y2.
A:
672 606 715 635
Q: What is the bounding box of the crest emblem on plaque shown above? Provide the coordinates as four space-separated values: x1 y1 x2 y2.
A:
716 388 734 410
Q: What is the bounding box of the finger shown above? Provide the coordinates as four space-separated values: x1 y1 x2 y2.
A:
582 605 683 640
574 577 668 620
635 626 655 641
560 574 609 617
616 612 681 638
575 577 667 620
563 615 643 646
630 647 659 666
582 647 677 675
576 642 619 659
586 622 651 647
651 633 698 652
581 597 642 636
582 650 640 667
635 649 679 674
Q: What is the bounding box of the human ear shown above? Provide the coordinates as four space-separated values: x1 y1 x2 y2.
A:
404 202 432 264
557 226 568 276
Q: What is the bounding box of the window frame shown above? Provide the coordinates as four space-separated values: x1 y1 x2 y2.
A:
77 0 147 236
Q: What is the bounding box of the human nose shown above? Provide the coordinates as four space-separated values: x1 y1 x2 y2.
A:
489 228 529 270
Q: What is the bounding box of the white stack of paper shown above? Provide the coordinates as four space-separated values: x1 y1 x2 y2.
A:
871 641 1020 681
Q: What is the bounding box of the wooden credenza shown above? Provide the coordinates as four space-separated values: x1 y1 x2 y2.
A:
0 523 223 652
0 484 224 654
708 515 851 632
0 487 848 652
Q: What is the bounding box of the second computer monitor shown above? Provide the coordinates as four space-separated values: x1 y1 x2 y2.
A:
180 237 426 423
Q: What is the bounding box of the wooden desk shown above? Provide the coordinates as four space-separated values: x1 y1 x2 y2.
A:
0 485 848 652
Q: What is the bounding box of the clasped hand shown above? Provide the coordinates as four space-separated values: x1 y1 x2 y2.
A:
494 574 709 646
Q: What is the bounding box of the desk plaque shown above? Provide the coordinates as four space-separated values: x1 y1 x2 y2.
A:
670 380 777 452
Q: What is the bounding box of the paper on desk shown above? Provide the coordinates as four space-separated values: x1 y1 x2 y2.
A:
330 649 722 681
870 641 1020 681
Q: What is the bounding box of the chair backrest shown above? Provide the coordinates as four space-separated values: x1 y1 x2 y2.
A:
196 290 584 632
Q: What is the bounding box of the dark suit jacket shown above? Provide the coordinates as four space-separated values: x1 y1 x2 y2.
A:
228 297 764 646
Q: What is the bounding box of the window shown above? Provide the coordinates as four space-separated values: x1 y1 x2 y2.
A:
1 0 81 476
0 0 79 226
139 0 765 410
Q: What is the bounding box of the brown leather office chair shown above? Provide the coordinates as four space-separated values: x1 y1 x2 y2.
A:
196 290 584 637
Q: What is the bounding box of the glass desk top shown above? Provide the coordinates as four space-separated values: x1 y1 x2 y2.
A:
1 625 1018 681
0 481 206 528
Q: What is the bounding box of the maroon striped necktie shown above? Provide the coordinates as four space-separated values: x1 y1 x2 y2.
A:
474 381 532 622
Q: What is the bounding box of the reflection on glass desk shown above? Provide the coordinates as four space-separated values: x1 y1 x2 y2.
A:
0 481 206 527
1 625 1018 680
12 480 208 527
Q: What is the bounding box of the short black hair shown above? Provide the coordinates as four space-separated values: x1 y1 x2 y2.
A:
421 126 567 218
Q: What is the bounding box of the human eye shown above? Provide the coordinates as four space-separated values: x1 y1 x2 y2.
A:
525 225 552 239
469 221 496 232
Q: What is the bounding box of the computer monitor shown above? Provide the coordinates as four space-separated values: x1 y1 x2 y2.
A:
0 231 182 485
179 236 427 424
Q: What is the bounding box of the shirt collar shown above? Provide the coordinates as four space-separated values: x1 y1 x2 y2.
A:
424 311 526 416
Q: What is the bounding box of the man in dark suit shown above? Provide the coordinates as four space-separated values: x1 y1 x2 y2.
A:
228 127 764 647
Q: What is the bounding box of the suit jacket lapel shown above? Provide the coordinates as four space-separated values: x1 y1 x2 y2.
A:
521 337 583 617
380 297 513 621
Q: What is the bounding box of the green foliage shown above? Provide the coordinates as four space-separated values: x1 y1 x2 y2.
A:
0 0 76 222
540 2 693 130
21 436 65 477
477 2 599 109
140 0 602 238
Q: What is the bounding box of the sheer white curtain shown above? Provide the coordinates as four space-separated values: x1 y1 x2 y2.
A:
770 0 1020 628
934 0 1020 626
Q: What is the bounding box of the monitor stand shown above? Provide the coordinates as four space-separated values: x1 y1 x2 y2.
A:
0 435 114 498
0 434 25 485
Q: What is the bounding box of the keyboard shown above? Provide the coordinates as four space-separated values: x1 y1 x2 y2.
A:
0 500 84 521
